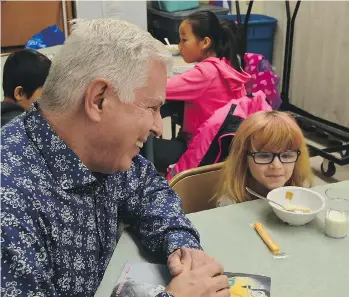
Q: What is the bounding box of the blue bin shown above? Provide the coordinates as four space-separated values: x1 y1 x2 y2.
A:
218 14 277 62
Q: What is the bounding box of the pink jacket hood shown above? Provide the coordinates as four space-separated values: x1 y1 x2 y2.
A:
208 57 251 93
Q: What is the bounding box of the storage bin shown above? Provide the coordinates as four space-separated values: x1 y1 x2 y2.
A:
148 5 229 44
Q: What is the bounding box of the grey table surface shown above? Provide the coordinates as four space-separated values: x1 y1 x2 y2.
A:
95 180 349 297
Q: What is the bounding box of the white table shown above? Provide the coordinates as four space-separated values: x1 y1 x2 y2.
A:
95 180 349 297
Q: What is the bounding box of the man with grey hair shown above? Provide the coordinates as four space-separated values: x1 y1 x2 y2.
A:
1 19 229 297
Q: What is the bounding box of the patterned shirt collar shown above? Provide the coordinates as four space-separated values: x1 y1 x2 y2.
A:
24 102 97 190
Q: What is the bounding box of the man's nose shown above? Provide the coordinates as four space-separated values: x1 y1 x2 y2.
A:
151 111 163 137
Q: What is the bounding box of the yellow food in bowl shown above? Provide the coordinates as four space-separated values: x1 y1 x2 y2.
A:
166 45 180 56
166 44 177 48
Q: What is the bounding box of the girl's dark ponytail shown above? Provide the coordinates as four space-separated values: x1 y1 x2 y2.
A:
218 19 244 71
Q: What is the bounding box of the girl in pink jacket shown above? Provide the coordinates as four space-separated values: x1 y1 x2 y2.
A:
154 11 250 173
167 11 251 142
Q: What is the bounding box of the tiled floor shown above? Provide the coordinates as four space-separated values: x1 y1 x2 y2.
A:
162 118 349 187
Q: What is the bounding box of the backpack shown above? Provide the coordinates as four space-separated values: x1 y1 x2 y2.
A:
244 53 281 110
166 91 272 180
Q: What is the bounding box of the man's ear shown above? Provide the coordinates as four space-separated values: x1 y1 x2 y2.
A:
13 86 27 102
84 79 109 123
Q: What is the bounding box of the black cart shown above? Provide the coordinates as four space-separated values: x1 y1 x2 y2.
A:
279 0 349 177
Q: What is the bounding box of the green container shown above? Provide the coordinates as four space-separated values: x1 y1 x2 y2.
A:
152 1 200 13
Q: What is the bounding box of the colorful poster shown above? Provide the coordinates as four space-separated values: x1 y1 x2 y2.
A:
111 263 271 297
225 272 271 297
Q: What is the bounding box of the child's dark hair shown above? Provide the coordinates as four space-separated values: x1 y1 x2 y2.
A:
3 49 51 100
219 18 246 69
185 11 243 71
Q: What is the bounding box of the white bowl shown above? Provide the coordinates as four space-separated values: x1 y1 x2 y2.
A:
267 186 325 226
166 44 180 56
